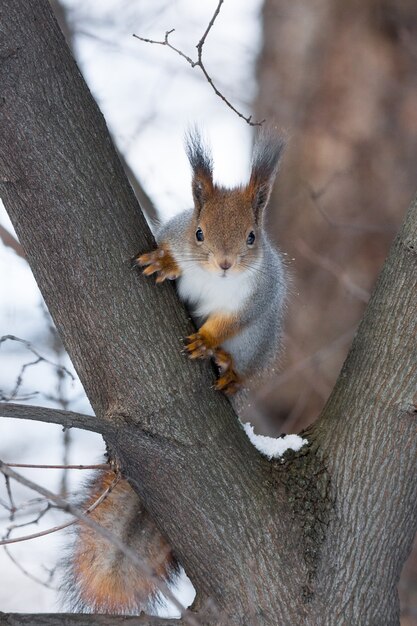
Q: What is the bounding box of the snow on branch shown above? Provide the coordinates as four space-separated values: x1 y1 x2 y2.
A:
243 423 307 460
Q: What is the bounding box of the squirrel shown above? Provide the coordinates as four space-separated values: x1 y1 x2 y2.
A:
63 128 287 615
136 127 287 394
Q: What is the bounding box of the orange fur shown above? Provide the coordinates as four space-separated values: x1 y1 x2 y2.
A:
71 472 176 614
185 315 243 394
213 348 242 394
186 185 261 274
185 313 240 358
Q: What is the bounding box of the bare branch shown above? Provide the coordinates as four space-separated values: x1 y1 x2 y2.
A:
0 224 25 259
0 335 75 402
296 239 370 303
0 402 105 434
197 0 224 53
4 463 110 470
4 475 16 520
0 474 120 545
3 543 58 590
0 613 186 625
133 1 264 126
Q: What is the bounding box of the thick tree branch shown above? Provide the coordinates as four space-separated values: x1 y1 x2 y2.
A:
0 613 185 625
307 196 417 624
49 0 160 226
0 402 105 434
0 1 301 623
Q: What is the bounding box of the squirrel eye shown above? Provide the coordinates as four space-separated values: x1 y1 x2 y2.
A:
246 231 256 246
196 227 204 243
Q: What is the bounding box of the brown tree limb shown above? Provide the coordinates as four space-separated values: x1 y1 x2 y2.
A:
305 196 417 624
0 403 105 434
0 613 185 626
50 0 160 226
0 224 25 258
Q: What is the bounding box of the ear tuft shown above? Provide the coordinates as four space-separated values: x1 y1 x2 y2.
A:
185 127 214 213
248 128 286 220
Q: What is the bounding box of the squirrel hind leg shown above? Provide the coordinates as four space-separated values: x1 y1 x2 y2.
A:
213 348 243 395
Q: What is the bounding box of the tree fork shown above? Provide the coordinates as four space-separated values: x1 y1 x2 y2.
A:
0 0 416 624
0 1 304 623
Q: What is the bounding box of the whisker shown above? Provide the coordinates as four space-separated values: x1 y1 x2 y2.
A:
238 260 270 279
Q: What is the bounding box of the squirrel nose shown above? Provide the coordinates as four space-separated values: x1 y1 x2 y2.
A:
220 260 232 271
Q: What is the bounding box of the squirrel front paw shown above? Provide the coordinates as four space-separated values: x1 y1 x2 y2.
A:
133 247 181 283
184 332 216 359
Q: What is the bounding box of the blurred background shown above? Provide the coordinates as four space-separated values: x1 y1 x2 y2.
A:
1 0 416 620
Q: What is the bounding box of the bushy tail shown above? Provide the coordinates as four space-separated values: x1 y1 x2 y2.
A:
62 470 178 615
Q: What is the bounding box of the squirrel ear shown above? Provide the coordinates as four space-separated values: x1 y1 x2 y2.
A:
185 127 214 214
248 128 286 222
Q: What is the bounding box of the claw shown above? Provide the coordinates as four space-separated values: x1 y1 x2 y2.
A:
132 251 155 267
212 348 242 395
134 247 181 282
142 263 160 276
184 333 214 359
214 369 242 395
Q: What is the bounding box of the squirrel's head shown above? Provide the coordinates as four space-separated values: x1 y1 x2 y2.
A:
185 127 285 277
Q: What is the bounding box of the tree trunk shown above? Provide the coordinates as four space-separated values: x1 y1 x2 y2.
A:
0 1 416 624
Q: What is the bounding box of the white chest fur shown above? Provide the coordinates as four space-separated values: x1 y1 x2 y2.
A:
176 261 254 319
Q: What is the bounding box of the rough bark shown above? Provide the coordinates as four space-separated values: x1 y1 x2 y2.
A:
0 0 416 624
49 0 159 227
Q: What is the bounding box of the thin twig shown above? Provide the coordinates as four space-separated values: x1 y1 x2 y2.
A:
0 473 121 546
296 239 370 303
4 463 110 470
4 475 17 521
0 335 75 402
3 543 58 590
6 503 53 532
133 1 264 127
